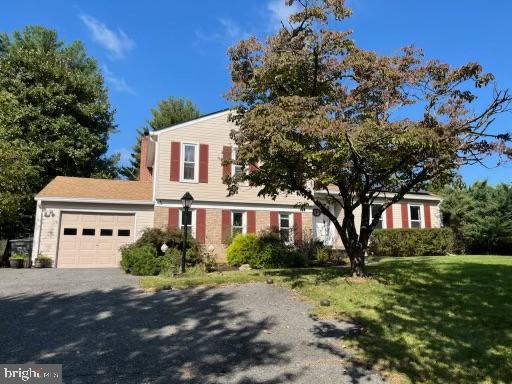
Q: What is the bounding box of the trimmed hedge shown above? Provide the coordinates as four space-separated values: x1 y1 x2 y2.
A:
368 228 455 257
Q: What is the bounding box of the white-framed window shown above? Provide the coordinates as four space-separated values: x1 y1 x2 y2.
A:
181 143 198 182
231 211 246 237
179 209 196 237
279 212 294 243
409 204 423 228
370 204 385 229
232 147 247 178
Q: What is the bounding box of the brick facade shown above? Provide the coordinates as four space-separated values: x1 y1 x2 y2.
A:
255 210 270 233
139 134 153 183
153 206 169 228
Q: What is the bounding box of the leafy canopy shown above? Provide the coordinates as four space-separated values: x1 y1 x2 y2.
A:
441 181 512 254
0 26 117 235
225 0 511 274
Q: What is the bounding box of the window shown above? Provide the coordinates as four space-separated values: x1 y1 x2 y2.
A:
232 212 245 237
63 228 77 236
409 205 422 228
100 229 113 236
279 213 293 243
370 204 384 229
179 209 196 237
118 229 131 237
182 143 197 181
82 228 95 236
232 147 247 178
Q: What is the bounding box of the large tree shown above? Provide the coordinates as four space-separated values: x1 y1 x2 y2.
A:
441 181 512 254
120 97 200 180
224 0 512 275
0 26 118 236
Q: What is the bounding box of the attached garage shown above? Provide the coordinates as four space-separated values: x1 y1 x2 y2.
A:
57 212 135 268
32 177 154 268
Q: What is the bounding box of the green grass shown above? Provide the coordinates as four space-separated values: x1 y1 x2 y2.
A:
141 256 512 383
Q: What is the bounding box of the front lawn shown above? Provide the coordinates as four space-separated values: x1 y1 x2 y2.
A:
141 256 512 383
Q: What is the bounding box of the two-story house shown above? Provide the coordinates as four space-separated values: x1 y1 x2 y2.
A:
31 110 442 268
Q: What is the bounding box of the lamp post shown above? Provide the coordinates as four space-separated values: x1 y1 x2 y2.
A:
180 192 194 273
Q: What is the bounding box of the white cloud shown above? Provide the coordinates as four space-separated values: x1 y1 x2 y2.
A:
218 18 241 39
267 0 299 29
80 14 135 58
102 65 136 95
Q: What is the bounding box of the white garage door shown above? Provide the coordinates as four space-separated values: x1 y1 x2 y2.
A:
57 212 135 268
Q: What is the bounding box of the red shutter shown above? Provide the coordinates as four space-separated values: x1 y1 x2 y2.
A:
248 163 257 186
199 144 209 183
247 211 256 233
170 141 181 181
424 203 432 228
270 211 279 229
196 208 206 244
221 209 231 242
168 208 179 229
401 203 409 229
222 146 232 178
385 205 394 229
293 212 302 245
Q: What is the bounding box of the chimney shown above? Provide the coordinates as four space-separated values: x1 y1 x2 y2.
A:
139 131 154 183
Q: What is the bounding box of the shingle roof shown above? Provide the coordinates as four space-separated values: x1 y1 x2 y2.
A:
36 176 153 202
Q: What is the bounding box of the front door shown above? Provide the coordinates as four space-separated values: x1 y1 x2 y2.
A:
313 205 335 246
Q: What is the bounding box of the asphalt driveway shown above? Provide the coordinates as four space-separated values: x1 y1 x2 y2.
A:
0 268 382 384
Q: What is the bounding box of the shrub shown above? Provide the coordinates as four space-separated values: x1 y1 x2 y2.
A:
368 228 455 257
227 231 306 269
9 252 28 260
135 227 202 264
35 255 53 267
227 233 258 266
254 230 296 268
120 244 162 276
294 232 324 265
316 247 330 265
160 247 182 274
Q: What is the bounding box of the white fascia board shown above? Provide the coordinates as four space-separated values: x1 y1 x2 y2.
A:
314 190 441 202
156 199 313 212
150 110 232 136
35 197 154 206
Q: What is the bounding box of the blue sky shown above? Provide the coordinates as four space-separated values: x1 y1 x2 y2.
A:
3 0 511 184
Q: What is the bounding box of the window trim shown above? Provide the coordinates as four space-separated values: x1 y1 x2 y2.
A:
231 147 248 177
408 203 424 228
279 212 294 244
180 142 199 183
370 203 386 229
179 209 197 237
231 211 247 237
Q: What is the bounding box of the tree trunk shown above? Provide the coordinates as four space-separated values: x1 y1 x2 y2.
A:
348 246 366 277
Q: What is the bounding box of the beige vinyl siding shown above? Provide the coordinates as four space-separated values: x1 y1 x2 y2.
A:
154 113 307 206
33 201 154 263
430 203 442 228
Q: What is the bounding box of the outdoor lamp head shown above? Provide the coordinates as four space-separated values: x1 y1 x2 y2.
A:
181 192 194 209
